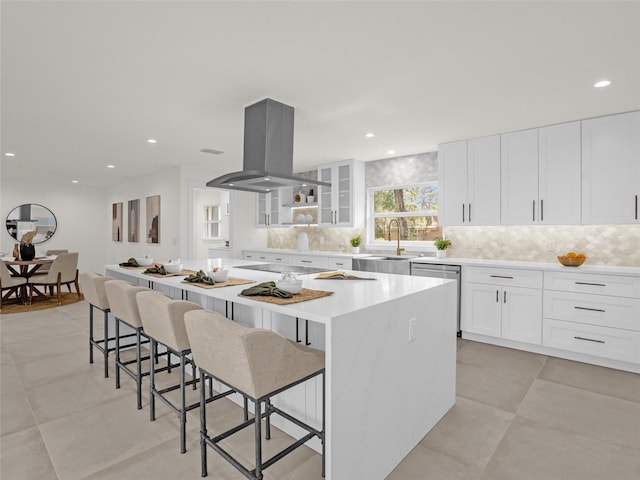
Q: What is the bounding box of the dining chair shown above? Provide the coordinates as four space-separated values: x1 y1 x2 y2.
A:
33 249 69 276
28 252 80 305
1 260 28 312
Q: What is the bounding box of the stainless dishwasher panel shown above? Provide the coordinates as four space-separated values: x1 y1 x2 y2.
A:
410 263 462 336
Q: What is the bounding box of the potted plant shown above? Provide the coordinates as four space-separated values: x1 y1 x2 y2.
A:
307 188 315 203
433 236 451 258
350 235 362 254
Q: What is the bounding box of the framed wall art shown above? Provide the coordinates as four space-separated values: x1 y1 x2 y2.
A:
112 202 123 242
146 195 160 244
128 199 140 242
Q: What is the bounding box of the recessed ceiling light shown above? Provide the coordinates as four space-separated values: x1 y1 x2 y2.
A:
147 138 158 144
228 183 234 187
107 165 115 169
594 80 611 88
4 152 15 157
365 132 375 138
301 183 308 187
264 177 270 181
387 150 396 155
72 180 79 184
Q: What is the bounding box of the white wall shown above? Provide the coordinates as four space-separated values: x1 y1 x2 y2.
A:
0 181 108 274
106 166 182 265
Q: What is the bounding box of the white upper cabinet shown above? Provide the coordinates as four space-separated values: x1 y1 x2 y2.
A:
317 160 364 227
501 122 581 225
439 135 501 226
256 190 281 227
582 111 640 224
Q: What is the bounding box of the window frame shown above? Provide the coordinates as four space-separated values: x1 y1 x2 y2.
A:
202 205 222 240
367 181 440 248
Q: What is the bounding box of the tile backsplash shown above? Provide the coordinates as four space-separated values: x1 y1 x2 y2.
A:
445 225 640 266
268 224 640 266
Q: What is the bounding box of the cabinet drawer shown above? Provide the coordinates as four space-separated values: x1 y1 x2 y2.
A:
544 271 640 298
327 257 352 269
543 291 640 331
288 255 329 268
543 319 640 364
464 266 542 288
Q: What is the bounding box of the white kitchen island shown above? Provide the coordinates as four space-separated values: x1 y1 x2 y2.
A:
105 258 457 480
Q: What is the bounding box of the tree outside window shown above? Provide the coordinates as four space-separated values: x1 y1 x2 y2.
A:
370 183 442 243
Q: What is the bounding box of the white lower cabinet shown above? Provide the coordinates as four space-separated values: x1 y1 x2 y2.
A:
542 271 640 365
462 266 543 345
327 256 352 270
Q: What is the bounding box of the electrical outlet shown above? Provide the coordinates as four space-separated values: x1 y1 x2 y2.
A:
547 240 556 252
475 239 482 249
409 317 416 342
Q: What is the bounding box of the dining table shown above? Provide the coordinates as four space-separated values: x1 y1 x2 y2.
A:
3 257 54 302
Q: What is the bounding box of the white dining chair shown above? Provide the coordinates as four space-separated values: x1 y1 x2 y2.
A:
28 252 80 305
1 260 28 311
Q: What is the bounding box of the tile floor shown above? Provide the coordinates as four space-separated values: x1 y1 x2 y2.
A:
1 301 639 480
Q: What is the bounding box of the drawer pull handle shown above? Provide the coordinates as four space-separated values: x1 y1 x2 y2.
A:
574 336 605 344
301 260 312 263
496 289 499 302
490 275 514 279
575 282 606 287
574 306 606 313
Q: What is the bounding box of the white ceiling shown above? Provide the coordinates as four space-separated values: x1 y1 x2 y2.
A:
2 1 639 188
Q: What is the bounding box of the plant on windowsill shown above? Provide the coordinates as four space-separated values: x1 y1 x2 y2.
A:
433 236 451 258
350 235 362 254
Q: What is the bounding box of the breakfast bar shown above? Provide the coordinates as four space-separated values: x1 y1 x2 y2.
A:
105 258 457 479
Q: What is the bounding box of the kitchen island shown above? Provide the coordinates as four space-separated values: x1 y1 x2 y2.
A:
105 258 457 479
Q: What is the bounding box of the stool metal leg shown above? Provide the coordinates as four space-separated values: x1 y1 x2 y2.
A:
180 351 187 454
103 309 109 378
255 400 263 480
150 338 156 422
89 305 94 364
115 318 121 388
265 398 272 440
136 328 143 410
322 371 326 478
200 373 208 478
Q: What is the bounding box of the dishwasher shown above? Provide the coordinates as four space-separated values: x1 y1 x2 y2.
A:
410 262 462 336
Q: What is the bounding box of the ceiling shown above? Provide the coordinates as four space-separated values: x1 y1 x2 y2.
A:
2 1 639 188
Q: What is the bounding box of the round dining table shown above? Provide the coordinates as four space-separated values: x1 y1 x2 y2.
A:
3 257 54 301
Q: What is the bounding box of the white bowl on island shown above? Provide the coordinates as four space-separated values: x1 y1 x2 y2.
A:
135 257 153 267
210 268 228 282
162 262 183 274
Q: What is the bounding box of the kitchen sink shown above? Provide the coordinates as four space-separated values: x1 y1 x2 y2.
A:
351 256 412 275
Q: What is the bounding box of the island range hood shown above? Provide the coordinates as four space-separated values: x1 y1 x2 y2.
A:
207 98 331 193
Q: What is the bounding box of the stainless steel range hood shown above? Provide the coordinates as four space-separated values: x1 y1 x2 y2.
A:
207 98 331 193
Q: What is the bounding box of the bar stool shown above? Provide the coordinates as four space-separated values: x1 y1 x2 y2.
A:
136 290 235 454
104 279 153 410
184 309 325 480
79 272 129 378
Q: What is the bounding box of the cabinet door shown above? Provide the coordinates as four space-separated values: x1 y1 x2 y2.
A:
501 286 542 345
256 193 268 227
317 166 334 225
335 163 352 225
467 135 501 225
538 121 581 225
462 283 501 336
501 129 539 225
582 111 640 224
439 140 468 226
269 189 280 226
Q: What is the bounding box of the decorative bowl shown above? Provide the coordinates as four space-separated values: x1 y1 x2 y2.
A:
275 279 303 294
210 269 229 282
135 257 153 267
162 262 183 274
557 255 586 267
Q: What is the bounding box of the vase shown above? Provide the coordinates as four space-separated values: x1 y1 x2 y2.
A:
351 246 360 254
20 243 36 261
436 249 447 258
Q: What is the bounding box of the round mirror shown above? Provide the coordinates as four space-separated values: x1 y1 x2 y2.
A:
5 203 57 244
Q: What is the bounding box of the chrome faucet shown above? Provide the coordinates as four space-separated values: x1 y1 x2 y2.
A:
388 219 405 256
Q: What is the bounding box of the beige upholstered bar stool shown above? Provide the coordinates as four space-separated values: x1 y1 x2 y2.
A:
184 309 326 480
79 272 121 378
137 290 230 454
104 279 153 410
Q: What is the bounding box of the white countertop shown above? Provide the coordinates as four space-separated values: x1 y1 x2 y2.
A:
243 248 640 276
106 258 453 325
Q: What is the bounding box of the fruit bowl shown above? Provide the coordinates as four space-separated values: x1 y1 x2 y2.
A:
557 255 586 267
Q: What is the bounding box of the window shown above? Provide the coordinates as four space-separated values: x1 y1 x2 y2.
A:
203 205 221 240
369 182 442 244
